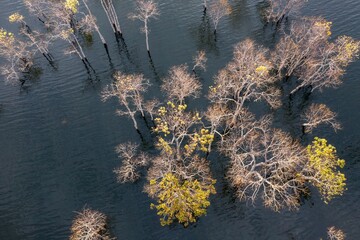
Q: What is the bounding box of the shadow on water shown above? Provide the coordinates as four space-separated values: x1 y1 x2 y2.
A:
190 11 219 55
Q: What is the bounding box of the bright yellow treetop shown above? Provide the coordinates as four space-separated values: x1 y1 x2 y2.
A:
306 137 346 203
150 173 216 226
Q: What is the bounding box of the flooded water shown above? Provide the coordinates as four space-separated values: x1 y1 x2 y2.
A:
0 0 359 239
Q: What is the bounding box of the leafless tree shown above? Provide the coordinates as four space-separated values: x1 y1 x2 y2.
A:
101 71 150 131
327 226 346 240
272 17 360 95
144 99 159 121
264 0 306 24
272 17 331 79
114 143 149 183
100 0 122 37
80 0 110 56
129 0 159 53
294 35 360 94
208 0 231 34
302 103 341 133
70 207 114 240
192 50 207 73
208 39 281 128
221 110 307 211
161 64 202 104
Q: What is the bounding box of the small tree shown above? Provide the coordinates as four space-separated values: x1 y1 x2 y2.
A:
101 71 150 131
263 0 306 24
129 0 159 54
192 50 207 73
208 0 231 34
327 226 346 240
70 208 114 240
161 64 202 104
301 103 341 133
113 142 148 183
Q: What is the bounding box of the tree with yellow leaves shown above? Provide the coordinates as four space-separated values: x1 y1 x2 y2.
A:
0 28 33 84
149 173 215 226
304 137 346 203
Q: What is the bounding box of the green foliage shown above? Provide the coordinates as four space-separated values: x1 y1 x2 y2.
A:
150 173 216 226
306 137 346 203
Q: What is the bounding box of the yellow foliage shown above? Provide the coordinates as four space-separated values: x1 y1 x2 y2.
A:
336 36 360 66
64 0 79 13
155 137 173 154
255 65 268 75
0 29 14 45
307 137 346 203
186 129 214 154
314 20 332 36
150 173 216 226
9 13 24 23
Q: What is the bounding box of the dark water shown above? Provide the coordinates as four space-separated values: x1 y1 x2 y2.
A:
0 0 359 239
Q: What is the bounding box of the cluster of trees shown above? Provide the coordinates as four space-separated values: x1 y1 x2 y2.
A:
0 0 357 234
101 9 359 227
0 0 239 84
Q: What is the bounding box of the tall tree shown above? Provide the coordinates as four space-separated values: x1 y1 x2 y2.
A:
129 0 160 54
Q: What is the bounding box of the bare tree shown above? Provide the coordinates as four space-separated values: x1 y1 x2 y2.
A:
129 0 160 54
272 18 360 95
79 0 110 56
295 35 360 94
113 143 149 183
161 64 202 104
70 208 114 240
327 226 346 240
208 39 281 128
9 13 53 63
302 103 341 133
272 17 331 79
101 71 150 131
192 50 207 73
264 0 306 24
208 0 231 34
221 111 307 211
100 0 122 37
222 111 346 211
